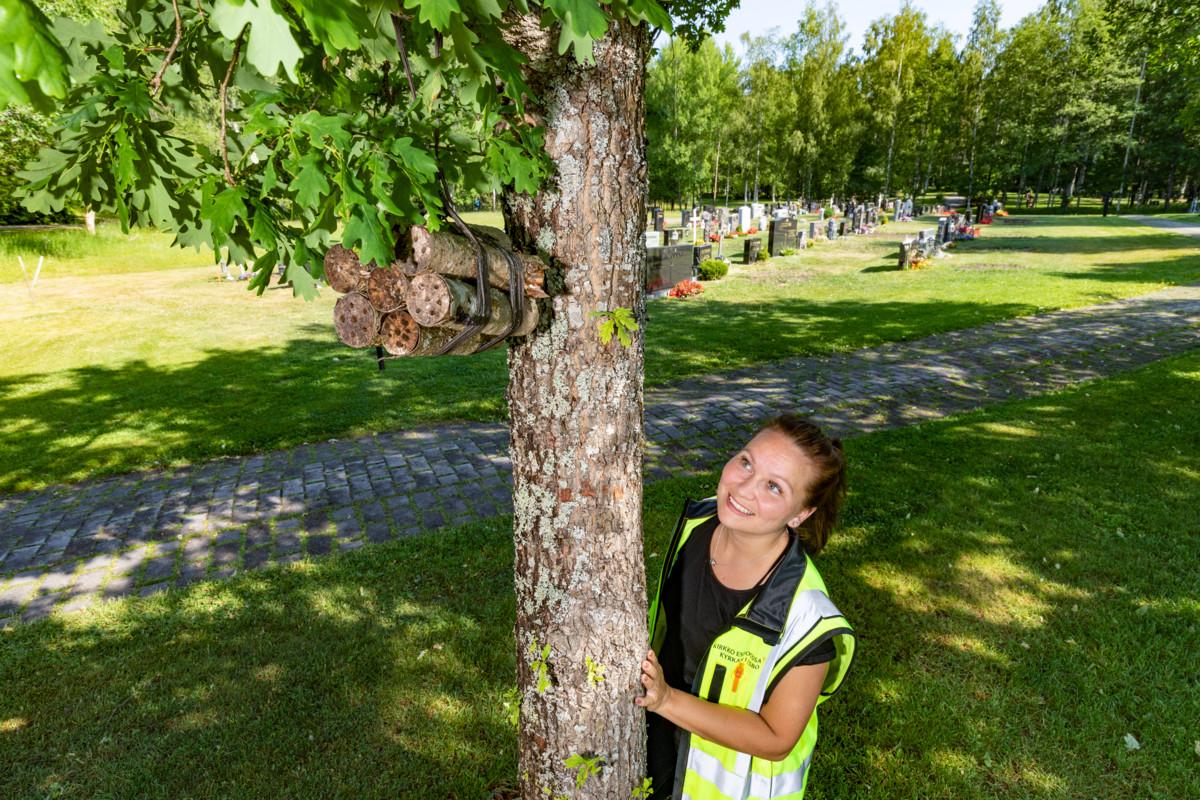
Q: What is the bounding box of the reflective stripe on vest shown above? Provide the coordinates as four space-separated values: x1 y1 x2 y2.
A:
651 499 856 800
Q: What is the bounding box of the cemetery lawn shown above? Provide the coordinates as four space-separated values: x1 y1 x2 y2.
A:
2 214 1199 492
0 223 213 283
2 350 1197 799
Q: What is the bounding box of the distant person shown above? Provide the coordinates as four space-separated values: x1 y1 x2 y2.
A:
1102 193 1112 217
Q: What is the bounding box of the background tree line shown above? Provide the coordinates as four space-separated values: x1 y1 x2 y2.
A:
646 0 1200 211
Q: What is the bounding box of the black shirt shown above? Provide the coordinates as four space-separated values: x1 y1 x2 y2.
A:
647 516 836 797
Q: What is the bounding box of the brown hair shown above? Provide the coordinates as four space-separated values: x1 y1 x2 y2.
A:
761 414 846 555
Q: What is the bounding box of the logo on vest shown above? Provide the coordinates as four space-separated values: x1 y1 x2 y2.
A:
711 641 763 672
732 662 745 692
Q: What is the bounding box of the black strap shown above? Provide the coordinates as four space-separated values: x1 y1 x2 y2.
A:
475 247 526 352
435 181 491 355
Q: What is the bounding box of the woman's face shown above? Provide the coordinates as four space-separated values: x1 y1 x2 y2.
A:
716 428 817 537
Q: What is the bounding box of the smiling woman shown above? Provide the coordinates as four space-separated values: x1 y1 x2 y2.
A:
640 415 855 799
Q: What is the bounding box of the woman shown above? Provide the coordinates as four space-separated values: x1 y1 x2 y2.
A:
637 415 855 799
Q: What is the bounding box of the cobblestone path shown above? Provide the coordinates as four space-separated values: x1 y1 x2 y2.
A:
2 283 1198 626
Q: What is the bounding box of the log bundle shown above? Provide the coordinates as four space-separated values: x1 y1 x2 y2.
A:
327 225 545 358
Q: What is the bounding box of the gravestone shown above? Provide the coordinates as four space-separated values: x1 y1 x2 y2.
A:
838 220 847 237
769 218 798 257
667 227 684 245
751 202 765 220
738 205 753 232
693 243 713 266
644 230 662 248
644 244 696 294
809 221 817 241
682 208 693 227
651 206 665 232
743 237 762 263
826 218 837 240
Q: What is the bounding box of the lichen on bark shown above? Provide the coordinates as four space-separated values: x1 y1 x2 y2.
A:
503 14 652 800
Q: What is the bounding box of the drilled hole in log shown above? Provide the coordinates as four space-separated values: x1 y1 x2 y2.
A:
333 293 379 348
324 245 369 294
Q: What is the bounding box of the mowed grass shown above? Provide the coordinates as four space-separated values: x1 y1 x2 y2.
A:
1 351 1197 799
0 223 214 284
2 214 1199 492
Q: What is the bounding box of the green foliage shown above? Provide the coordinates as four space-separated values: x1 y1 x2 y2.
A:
585 655 606 685
645 36 740 204
754 246 769 262
592 306 639 347
529 641 552 694
695 257 728 280
0 0 72 110
631 777 654 798
9 0 671 302
563 752 605 789
0 106 69 223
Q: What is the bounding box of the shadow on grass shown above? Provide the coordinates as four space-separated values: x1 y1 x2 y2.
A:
2 352 1197 798
0 518 521 799
1042 251 1200 284
0 326 509 493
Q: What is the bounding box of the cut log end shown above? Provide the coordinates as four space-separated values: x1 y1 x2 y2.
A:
379 310 421 355
408 272 454 328
367 267 408 313
333 293 379 348
324 245 369 294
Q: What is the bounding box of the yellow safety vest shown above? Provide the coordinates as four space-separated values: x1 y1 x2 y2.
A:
648 498 856 800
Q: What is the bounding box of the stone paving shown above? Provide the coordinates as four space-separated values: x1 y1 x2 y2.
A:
1123 214 1200 237
1 283 1198 627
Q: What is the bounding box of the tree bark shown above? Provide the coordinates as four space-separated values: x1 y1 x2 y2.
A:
504 15 650 800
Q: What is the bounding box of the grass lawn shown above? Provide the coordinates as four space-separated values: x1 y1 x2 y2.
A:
1 350 1197 799
0 223 214 284
2 214 1198 492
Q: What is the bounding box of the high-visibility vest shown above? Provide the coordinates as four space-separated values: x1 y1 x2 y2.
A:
648 498 856 800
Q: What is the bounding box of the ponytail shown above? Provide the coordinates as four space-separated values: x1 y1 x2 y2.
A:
761 415 847 555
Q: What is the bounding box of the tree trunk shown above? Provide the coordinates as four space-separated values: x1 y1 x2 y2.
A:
504 16 650 800
712 134 721 202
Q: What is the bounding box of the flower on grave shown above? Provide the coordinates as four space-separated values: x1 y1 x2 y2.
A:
747 227 759 235
668 278 704 298
708 233 720 242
